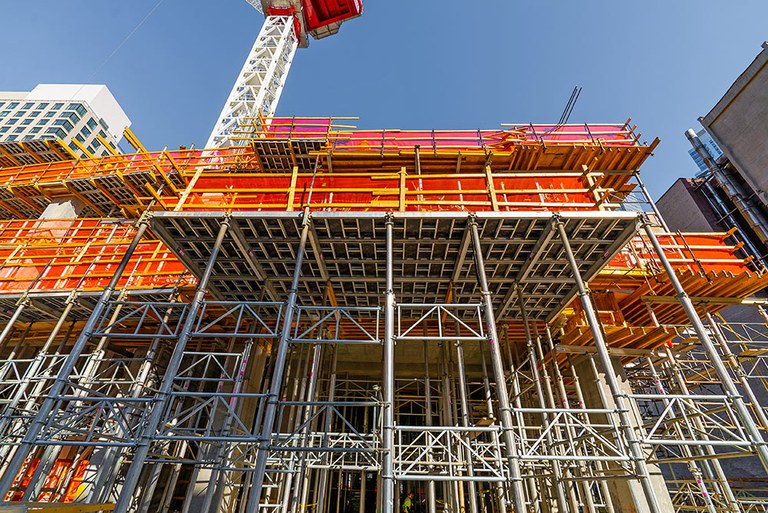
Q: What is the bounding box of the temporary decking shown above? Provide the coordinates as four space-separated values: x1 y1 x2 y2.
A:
0 120 765 513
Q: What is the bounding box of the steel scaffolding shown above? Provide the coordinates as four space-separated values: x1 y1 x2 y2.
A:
0 121 765 513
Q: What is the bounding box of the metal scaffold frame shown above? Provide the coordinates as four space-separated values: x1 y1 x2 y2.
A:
0 124 766 513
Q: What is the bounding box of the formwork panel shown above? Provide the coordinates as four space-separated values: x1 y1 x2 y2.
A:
151 211 639 321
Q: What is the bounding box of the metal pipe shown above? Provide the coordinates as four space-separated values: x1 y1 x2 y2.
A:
0 298 27 350
0 216 152 497
114 217 231 513
642 220 768 472
633 172 670 232
660 345 740 513
706 312 768 431
246 211 313 512
644 355 718 513
469 218 526 513
424 341 437 513
381 214 396 513
556 218 664 513
454 333 479 513
686 129 768 244
295 344 323 513
545 328 599 513
516 286 569 513
315 346 338 513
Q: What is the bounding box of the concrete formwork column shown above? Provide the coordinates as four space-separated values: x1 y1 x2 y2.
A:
0 214 153 498
113 217 232 513
556 218 667 513
469 218 526 513
642 221 768 473
563 353 616 513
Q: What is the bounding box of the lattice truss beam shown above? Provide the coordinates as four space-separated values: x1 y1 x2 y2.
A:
207 16 299 148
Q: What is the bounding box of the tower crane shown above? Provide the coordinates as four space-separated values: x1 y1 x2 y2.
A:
206 0 363 148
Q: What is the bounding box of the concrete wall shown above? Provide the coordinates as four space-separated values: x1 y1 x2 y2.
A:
702 42 768 205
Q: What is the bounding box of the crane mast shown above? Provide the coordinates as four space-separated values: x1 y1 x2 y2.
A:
207 0 362 148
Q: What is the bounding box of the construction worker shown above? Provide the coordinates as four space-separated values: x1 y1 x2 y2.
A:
402 491 415 513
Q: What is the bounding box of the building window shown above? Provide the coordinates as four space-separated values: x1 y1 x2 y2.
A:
81 125 92 137
53 119 74 131
0 111 10 118
8 102 19 109
87 118 97 130
99 118 109 131
65 111 81 124
46 127 66 139
30 111 42 117
22 102 33 109
22 135 34 141
44 112 55 118
0 102 4 108
38 103 49 109
75 133 85 143
52 103 64 110
36 119 48 126
98 130 107 139
30 127 41 134
0 127 8 134
9 119 20 125
21 119 32 126
6 135 16 141
13 127 24 134
75 104 88 117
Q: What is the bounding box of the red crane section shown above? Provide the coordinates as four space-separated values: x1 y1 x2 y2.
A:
301 0 363 32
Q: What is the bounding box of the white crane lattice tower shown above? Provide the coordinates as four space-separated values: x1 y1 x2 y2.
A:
206 10 298 148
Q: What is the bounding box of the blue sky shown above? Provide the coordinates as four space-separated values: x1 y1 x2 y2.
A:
0 0 766 198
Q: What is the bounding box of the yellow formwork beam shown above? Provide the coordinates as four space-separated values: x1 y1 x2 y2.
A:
71 138 95 159
123 127 147 153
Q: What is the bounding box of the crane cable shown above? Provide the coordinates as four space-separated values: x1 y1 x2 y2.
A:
86 0 168 81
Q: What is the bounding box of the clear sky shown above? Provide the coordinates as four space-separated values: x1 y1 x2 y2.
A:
0 0 766 198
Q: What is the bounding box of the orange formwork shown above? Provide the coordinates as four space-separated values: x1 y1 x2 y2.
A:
0 120 657 218
0 218 191 295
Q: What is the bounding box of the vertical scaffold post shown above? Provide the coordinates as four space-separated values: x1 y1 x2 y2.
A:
515 285 569 513
0 215 152 498
246 211 312 513
0 297 27 349
642 219 768 472
555 216 663 513
113 216 232 513
381 213 396 513
468 217 526 513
